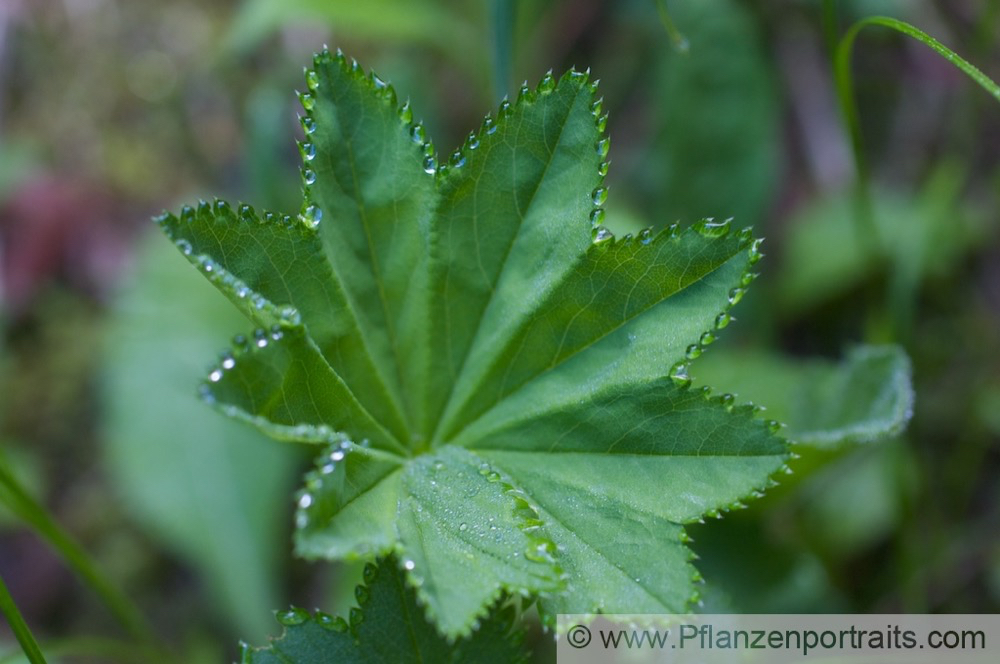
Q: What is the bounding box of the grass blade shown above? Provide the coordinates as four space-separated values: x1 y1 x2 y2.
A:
0 571 47 664
0 452 155 644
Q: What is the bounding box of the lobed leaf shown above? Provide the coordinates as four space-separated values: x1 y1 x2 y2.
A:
242 557 527 663
693 344 914 447
161 50 789 637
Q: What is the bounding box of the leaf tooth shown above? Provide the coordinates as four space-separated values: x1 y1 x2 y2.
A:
296 89 315 112
275 606 310 626
314 609 349 633
537 69 555 94
563 67 589 86
595 136 610 159
517 80 532 103
297 139 317 162
398 99 413 124
237 640 251 663
497 96 512 119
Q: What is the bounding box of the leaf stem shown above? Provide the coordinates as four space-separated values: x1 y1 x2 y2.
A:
0 571 46 664
0 452 156 645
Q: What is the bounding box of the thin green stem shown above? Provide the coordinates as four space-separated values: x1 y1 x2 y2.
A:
490 0 515 102
0 571 46 664
0 452 155 644
654 0 689 53
833 14 1000 338
834 16 1000 220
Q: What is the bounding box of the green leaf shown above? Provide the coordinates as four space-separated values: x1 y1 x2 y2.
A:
693 344 914 447
103 233 302 640
242 557 526 664
160 50 788 636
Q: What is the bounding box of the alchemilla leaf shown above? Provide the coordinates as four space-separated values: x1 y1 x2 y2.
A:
242 557 527 664
157 49 788 637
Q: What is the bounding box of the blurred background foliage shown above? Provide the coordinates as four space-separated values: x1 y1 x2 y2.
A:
0 0 998 661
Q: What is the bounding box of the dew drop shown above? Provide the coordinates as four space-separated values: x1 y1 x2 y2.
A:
403 559 416 570
598 160 610 177
538 70 556 93
449 150 466 168
349 607 364 627
180 205 195 223
685 344 702 360
215 200 230 214
300 142 317 161
232 334 249 351
363 562 378 584
298 493 313 509
699 331 715 346
486 471 501 483
767 420 782 434
595 137 610 158
592 226 614 244
749 238 765 264
301 204 323 228
398 101 413 124
221 353 236 370
176 239 193 256
714 312 731 330
270 324 284 341
639 228 653 245
498 99 512 118
316 612 348 632
298 92 315 111
741 271 757 287
422 156 437 175
209 369 223 383
459 523 468 532
590 98 603 115
465 132 480 150
483 116 497 135
354 585 370 604
669 362 691 388
728 287 745 305
253 329 269 348
596 113 608 133
302 168 317 185
591 187 608 206
518 82 530 100
276 607 309 626
589 208 606 225
693 217 731 238
304 69 319 91
371 72 387 90
410 124 426 143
